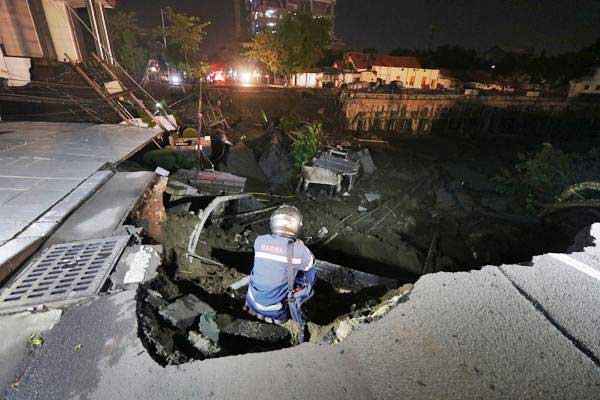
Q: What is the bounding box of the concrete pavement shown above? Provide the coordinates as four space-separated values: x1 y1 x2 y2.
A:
5 225 600 399
0 122 160 281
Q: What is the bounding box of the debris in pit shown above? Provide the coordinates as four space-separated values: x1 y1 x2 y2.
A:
349 149 376 176
364 193 381 203
158 294 215 330
197 313 291 349
166 179 201 198
221 142 268 183
111 245 163 289
257 131 293 185
171 169 247 194
188 331 221 356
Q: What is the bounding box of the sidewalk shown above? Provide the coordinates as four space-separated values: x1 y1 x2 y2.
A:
0 122 160 281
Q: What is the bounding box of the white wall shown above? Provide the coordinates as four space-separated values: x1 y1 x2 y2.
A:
569 68 600 97
0 48 31 86
372 66 440 88
42 0 80 62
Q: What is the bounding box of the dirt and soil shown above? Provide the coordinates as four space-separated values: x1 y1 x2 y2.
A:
128 85 595 365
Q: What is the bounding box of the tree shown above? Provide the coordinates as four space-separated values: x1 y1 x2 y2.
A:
243 31 282 73
162 7 210 72
107 11 148 77
244 13 331 75
277 13 331 74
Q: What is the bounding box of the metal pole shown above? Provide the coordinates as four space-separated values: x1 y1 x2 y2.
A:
198 78 203 135
161 8 167 48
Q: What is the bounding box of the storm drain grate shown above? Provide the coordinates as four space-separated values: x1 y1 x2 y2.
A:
0 236 130 311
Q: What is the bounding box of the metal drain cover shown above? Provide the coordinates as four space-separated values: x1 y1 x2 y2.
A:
0 236 130 312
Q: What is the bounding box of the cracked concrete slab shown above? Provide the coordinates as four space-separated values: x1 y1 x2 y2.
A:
501 254 600 364
346 266 600 399
7 262 600 400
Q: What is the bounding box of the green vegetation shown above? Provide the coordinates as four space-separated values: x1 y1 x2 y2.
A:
107 11 148 77
143 149 196 171
140 113 157 128
278 115 301 134
244 13 331 76
181 127 199 138
290 122 323 174
495 144 600 213
161 7 210 74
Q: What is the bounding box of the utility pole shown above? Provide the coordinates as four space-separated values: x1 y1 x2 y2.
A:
198 78 203 135
161 8 167 48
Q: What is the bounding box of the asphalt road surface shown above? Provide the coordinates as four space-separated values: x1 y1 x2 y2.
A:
4 225 600 400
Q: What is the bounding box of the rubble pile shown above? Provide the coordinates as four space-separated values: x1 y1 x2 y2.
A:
127 90 582 366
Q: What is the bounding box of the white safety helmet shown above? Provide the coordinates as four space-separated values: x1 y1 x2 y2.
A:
270 205 303 239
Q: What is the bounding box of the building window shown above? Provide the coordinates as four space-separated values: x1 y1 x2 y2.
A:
596 85 600 90
584 85 590 90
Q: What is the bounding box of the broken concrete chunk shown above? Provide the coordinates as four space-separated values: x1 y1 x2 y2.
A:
335 319 359 342
351 149 376 175
158 294 215 330
222 143 267 183
220 318 291 344
198 313 291 346
188 331 221 356
370 304 391 320
112 245 163 289
144 289 167 308
198 312 220 343
317 227 329 238
364 192 381 203
259 140 292 185
166 179 200 197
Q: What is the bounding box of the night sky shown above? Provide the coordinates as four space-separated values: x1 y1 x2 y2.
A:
117 0 600 56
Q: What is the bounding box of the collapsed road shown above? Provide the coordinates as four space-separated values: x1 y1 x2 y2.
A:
3 221 600 399
2 136 600 399
2 91 600 399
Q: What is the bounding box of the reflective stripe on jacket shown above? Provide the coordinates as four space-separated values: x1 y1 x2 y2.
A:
246 235 316 320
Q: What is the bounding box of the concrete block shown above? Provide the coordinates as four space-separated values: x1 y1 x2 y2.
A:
220 318 291 344
351 149 376 175
111 245 163 289
158 294 215 330
187 331 221 356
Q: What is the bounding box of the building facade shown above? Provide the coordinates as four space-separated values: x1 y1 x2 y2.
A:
569 68 600 97
0 0 114 86
247 0 336 35
337 52 442 89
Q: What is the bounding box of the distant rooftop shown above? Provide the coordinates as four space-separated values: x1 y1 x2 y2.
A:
341 52 422 70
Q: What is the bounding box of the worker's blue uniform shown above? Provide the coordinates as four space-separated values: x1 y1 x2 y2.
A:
246 235 316 323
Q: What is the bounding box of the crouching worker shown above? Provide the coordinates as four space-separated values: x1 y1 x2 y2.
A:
246 205 316 342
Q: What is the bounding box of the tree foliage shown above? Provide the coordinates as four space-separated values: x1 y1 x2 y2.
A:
290 122 323 174
494 144 600 213
162 7 210 72
244 31 282 73
245 13 331 75
390 39 600 85
107 11 148 77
